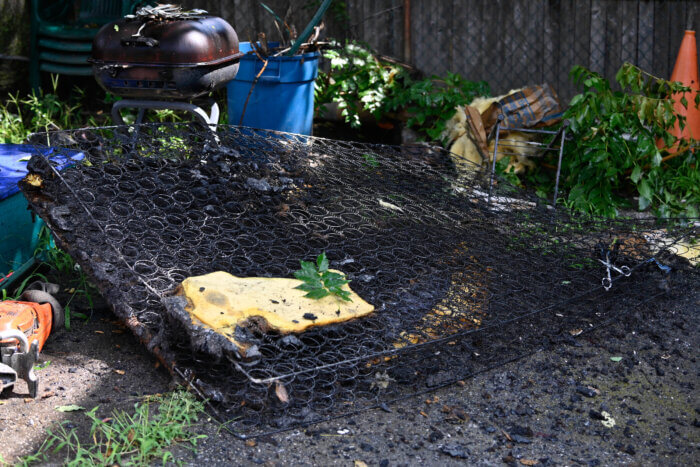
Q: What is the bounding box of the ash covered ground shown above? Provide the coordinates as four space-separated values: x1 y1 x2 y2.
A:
1 279 697 465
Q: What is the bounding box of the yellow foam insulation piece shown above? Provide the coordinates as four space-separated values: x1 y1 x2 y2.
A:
443 90 538 174
177 271 374 353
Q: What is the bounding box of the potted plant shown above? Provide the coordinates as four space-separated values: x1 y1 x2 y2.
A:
227 0 332 135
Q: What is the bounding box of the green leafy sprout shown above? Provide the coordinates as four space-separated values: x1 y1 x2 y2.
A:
294 252 352 302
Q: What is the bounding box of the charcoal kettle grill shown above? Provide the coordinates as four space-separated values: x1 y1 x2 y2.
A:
90 5 242 125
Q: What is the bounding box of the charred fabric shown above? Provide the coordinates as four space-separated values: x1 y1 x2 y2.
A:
20 124 698 436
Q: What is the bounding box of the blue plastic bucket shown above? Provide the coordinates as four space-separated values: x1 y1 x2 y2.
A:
227 42 319 135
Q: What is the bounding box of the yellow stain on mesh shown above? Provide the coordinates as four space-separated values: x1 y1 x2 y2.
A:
394 243 488 347
395 270 488 349
178 271 375 347
670 239 700 266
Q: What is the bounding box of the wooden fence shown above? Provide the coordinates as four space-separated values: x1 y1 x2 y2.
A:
186 0 700 101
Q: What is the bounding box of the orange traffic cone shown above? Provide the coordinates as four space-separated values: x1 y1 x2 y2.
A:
660 30 700 152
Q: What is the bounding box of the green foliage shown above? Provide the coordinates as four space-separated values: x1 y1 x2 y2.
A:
561 63 699 218
18 389 206 466
316 41 405 128
294 252 352 301
35 227 94 329
0 76 97 144
384 71 491 142
0 269 49 301
305 0 349 28
33 360 51 371
316 41 490 142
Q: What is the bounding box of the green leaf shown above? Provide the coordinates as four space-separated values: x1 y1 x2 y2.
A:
293 252 354 301
293 270 318 283
630 165 643 183
304 288 330 300
638 179 653 200
324 276 349 289
55 405 84 412
295 282 320 292
610 356 622 362
638 195 651 211
33 360 51 371
317 252 329 272
335 290 353 302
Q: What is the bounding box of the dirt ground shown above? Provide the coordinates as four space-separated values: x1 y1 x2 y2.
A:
1 278 697 465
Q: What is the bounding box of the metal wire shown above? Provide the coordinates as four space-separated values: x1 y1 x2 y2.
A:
22 122 698 436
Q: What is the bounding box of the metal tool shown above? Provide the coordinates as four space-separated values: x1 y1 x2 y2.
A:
0 282 63 397
598 251 632 291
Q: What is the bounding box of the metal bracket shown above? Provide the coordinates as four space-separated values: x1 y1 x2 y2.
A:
111 99 220 126
0 330 40 397
0 362 17 394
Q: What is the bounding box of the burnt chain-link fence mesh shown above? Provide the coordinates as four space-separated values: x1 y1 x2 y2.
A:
21 123 698 436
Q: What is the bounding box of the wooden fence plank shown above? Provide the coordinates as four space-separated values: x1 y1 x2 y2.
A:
637 1 655 72
621 0 639 64
589 0 606 77
196 0 689 102
652 0 672 76
543 0 558 90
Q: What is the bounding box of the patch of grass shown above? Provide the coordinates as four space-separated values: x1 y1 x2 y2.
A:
18 389 206 466
35 227 96 329
0 269 49 300
0 75 98 144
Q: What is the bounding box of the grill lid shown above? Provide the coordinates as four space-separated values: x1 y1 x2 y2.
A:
91 12 242 67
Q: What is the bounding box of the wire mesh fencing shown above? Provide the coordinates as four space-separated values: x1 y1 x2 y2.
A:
344 0 698 102
21 123 698 437
177 1 698 102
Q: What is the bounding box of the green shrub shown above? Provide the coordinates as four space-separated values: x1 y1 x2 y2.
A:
0 76 97 143
561 63 699 218
316 41 490 142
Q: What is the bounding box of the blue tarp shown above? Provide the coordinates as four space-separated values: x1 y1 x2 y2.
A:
0 144 84 201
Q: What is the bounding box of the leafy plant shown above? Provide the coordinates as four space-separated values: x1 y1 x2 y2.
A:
316 41 490 142
294 252 352 301
316 41 405 128
384 71 491 142
35 226 94 329
560 63 699 218
33 360 51 371
18 389 206 466
0 75 98 144
0 270 49 300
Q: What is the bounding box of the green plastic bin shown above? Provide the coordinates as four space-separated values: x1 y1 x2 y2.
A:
0 144 83 289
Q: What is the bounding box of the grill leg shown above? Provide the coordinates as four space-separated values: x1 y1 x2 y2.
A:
110 99 220 126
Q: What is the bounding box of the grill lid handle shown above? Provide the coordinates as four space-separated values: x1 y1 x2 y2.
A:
121 36 159 48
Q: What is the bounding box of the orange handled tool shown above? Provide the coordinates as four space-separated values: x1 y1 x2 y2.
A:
0 282 63 397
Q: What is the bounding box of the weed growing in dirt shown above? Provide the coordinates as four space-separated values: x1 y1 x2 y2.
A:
0 75 98 144
18 389 206 466
35 227 96 329
0 269 49 300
